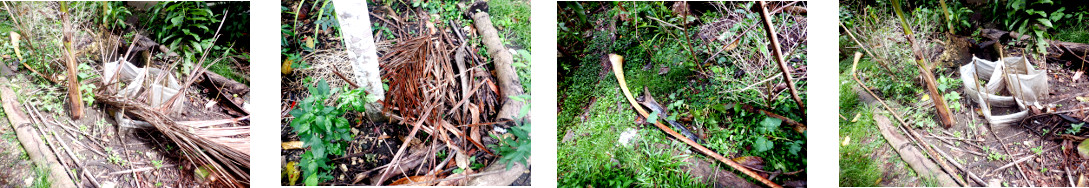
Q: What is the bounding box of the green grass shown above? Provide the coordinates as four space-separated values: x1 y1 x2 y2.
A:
489 0 531 93
207 60 250 85
489 0 530 50
1054 21 1089 44
559 2 806 186
31 165 51 188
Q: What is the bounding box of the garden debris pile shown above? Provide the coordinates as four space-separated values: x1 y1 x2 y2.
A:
372 8 505 186
281 0 529 186
93 15 251 188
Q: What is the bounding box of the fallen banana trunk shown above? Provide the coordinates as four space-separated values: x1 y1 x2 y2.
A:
611 54 781 188
463 1 529 186
0 77 77 188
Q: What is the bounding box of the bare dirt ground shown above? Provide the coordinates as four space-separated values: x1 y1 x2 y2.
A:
861 34 1089 187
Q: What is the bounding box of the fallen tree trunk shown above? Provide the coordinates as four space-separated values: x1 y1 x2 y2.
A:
465 2 528 186
471 2 524 121
873 114 959 186
0 77 77 188
851 52 967 186
199 72 249 116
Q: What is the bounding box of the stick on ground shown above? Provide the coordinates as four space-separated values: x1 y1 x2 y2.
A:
612 54 779 188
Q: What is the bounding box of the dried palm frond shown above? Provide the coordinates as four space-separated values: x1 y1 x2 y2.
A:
97 95 250 188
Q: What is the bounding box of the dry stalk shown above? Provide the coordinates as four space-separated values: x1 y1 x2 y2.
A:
758 1 804 114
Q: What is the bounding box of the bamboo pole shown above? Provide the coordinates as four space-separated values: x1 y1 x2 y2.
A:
891 0 956 128
611 54 781 188
758 1 805 114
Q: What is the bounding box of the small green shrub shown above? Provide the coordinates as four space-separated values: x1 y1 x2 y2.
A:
336 86 379 113
94 2 131 30
996 0 1071 53
490 94 531 170
288 79 352 185
145 1 221 74
77 63 98 106
1069 123 1084 135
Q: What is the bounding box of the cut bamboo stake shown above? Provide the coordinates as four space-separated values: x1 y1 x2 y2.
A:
929 140 985 186
851 52 967 186
25 103 99 188
890 0 956 128
758 1 804 114
611 54 780 188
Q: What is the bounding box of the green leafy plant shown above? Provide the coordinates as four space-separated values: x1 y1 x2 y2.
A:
984 146 1007 161
936 75 963 112
998 0 1072 53
288 79 353 185
77 63 98 106
1069 123 1084 134
313 0 339 42
753 117 781 153
489 119 531 170
337 87 379 113
489 94 531 170
1032 146 1044 155
145 1 221 74
104 147 126 166
95 1 131 30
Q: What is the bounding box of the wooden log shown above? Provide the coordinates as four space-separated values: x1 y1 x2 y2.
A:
470 1 525 121
202 71 249 95
0 77 77 188
851 52 968 186
873 114 960 186
463 2 528 186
